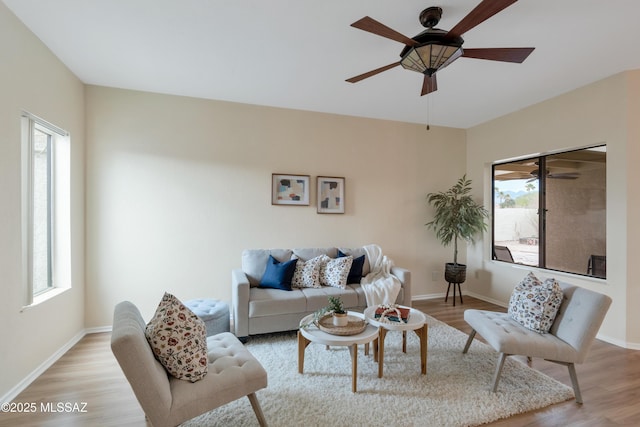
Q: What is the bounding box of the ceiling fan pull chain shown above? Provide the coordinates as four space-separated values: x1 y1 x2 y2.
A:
426 96 431 131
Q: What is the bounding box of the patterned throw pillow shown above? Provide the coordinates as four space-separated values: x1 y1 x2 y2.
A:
291 255 324 288
319 255 353 289
145 292 209 382
508 272 563 334
338 250 365 284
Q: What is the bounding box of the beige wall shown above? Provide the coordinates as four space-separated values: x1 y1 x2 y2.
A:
625 70 640 345
84 86 467 326
466 71 638 347
0 4 85 399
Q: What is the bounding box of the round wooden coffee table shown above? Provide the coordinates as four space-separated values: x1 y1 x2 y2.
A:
363 305 428 378
298 311 378 392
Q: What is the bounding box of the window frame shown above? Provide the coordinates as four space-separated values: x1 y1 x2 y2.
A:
21 111 71 307
491 145 606 279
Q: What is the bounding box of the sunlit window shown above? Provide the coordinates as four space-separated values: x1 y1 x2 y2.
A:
22 112 71 305
492 146 606 278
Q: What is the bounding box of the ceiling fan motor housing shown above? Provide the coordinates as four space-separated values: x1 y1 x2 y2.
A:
420 6 442 28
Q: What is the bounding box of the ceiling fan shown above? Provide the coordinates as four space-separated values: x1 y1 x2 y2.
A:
346 0 535 96
527 169 580 182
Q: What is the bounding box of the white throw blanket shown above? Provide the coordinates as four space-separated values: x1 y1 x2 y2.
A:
361 244 401 307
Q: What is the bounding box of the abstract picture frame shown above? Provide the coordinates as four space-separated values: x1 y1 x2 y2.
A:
317 176 345 214
272 173 310 206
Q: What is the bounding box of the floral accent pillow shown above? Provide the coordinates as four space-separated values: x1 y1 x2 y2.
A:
291 255 324 288
508 272 563 334
319 255 353 289
145 292 208 382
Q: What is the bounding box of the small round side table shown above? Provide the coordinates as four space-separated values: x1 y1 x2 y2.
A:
363 306 428 378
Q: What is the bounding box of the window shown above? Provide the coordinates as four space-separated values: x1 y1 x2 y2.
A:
22 112 71 305
492 146 606 278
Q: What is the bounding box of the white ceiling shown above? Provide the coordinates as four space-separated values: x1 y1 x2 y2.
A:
4 0 640 128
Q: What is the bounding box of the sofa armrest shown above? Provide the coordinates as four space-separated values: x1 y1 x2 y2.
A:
391 266 412 307
232 268 251 338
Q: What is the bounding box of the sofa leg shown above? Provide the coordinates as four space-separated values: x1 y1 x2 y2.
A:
247 393 268 427
463 330 476 354
491 353 509 392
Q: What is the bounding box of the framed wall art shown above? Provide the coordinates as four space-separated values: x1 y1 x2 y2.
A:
317 176 345 214
271 173 310 206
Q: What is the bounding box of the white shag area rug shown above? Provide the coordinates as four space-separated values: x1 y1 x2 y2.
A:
185 314 573 427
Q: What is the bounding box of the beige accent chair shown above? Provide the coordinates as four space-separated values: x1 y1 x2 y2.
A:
111 301 268 427
463 283 611 403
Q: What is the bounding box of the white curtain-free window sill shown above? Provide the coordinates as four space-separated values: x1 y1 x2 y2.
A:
21 286 71 312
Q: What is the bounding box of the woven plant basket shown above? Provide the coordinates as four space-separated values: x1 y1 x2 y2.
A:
445 263 467 284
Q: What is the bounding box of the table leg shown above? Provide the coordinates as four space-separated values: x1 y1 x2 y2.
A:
297 331 311 374
348 344 358 392
378 328 387 378
402 330 407 353
415 323 428 375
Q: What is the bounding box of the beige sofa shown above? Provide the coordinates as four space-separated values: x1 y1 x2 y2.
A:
232 246 411 340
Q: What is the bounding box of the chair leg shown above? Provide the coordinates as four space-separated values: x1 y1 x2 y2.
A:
463 330 476 354
247 393 268 427
546 360 583 404
491 353 509 392
567 363 583 404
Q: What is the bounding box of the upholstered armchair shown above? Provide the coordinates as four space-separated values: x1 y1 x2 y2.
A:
463 283 611 403
111 301 268 427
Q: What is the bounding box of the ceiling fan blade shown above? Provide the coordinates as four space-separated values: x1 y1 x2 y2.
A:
462 47 535 63
351 16 418 46
421 74 437 96
346 61 401 83
447 0 518 38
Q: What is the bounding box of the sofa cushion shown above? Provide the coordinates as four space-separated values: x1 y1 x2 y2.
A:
301 286 360 312
338 250 365 284
292 247 337 261
319 255 353 289
259 255 297 291
508 272 563 333
242 249 293 287
338 247 370 275
291 255 324 288
145 292 208 382
248 287 307 317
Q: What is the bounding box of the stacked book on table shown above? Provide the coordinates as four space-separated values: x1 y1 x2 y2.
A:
374 306 410 322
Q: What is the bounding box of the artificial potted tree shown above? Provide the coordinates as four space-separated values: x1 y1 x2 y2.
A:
426 175 489 285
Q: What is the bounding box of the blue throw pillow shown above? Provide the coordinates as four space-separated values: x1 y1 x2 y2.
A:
259 255 297 291
338 250 365 284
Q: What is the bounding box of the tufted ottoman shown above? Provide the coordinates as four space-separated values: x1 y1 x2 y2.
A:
184 299 230 337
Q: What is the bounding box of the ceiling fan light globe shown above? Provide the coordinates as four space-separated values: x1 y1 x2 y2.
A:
400 43 463 75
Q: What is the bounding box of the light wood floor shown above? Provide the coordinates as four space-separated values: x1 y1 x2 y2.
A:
2 296 639 426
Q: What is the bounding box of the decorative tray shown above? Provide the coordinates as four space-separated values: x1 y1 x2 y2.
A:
317 314 367 336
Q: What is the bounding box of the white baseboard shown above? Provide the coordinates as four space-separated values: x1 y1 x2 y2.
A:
464 291 509 308
1 329 86 404
85 325 112 334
